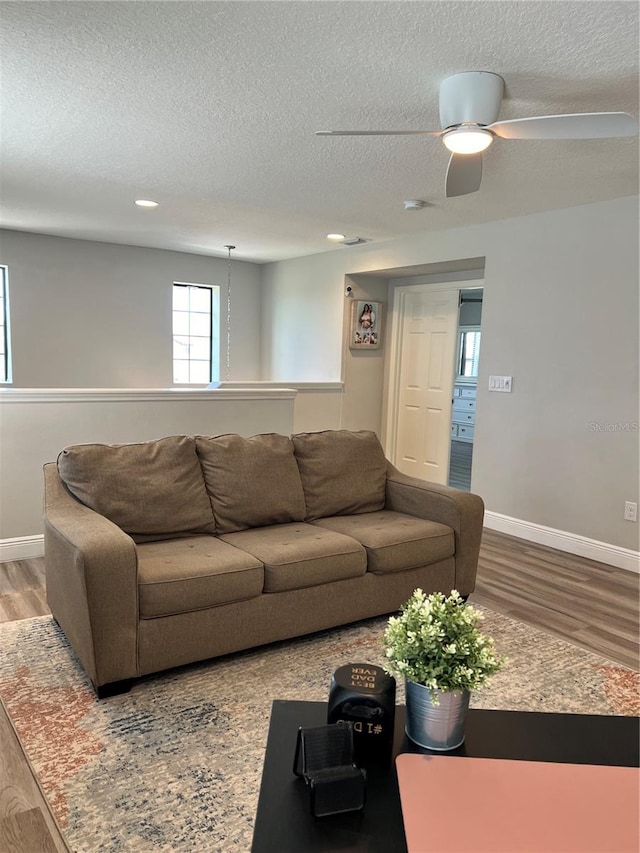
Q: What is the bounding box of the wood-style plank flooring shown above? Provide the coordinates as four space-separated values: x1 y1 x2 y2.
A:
473 529 639 671
0 558 50 623
0 700 70 853
447 439 473 491
0 532 638 853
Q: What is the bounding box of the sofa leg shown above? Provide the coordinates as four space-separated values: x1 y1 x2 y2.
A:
94 679 135 699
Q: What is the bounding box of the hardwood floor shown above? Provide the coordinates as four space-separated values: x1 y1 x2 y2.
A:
0 560 70 852
472 529 639 671
0 558 50 623
447 439 473 491
0 533 638 852
0 700 69 853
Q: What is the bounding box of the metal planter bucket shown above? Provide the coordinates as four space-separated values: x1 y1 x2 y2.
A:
405 681 470 751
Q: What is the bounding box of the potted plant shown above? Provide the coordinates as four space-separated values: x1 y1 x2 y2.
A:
383 588 505 750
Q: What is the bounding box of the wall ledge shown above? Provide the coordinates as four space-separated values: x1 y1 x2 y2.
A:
0 387 298 403
216 381 343 391
484 510 640 574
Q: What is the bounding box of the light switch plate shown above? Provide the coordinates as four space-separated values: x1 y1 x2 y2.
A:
489 375 512 392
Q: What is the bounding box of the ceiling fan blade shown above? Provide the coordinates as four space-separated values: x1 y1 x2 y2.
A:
445 153 482 198
490 112 638 140
315 130 441 136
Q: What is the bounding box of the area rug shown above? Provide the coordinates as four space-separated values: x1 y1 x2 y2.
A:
0 610 637 852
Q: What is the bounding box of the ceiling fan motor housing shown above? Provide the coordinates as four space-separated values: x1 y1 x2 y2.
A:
439 71 505 129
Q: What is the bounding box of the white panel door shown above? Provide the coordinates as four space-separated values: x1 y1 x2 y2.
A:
394 290 459 483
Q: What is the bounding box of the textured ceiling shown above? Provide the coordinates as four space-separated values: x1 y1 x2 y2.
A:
1 1 638 262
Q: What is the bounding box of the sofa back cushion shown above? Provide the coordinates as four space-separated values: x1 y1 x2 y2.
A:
292 430 387 520
57 435 216 538
196 433 307 534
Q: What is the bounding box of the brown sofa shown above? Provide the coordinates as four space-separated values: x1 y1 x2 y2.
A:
44 430 484 697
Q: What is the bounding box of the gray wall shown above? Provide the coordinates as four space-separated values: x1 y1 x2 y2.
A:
1 198 638 554
0 389 295 540
0 230 262 386
261 196 639 551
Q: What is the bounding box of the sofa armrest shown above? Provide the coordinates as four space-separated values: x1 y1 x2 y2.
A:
44 462 139 687
384 462 484 595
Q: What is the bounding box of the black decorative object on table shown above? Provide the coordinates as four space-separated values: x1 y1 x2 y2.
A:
328 663 396 764
293 722 366 817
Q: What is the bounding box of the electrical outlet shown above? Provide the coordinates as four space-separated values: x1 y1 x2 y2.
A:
624 501 637 522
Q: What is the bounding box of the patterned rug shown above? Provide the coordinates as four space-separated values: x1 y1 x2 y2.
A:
0 610 637 852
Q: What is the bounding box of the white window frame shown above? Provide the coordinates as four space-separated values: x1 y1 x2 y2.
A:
0 265 12 384
172 282 220 385
456 325 481 382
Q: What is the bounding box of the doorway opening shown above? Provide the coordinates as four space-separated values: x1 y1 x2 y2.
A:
448 288 483 490
353 257 485 487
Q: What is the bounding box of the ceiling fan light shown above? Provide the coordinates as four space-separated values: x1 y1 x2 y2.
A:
442 127 493 154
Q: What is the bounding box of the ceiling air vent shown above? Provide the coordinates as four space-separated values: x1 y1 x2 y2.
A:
341 237 368 247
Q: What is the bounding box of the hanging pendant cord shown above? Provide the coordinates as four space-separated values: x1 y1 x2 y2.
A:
224 245 235 382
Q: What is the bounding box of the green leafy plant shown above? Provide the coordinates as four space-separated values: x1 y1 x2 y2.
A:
383 589 505 700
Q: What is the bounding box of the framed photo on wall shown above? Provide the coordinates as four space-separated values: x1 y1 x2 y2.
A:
350 300 382 349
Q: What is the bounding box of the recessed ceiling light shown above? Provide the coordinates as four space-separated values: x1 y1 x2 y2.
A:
403 199 427 211
134 199 159 208
327 233 346 242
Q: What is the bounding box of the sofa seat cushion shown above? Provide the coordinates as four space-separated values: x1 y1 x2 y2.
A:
196 433 306 533
311 511 454 574
219 523 366 593
57 435 216 540
137 536 264 618
292 430 387 520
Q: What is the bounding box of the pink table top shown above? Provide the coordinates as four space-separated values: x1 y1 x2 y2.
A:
396 753 640 853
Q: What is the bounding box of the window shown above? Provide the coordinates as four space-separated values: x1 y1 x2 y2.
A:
457 326 481 380
0 266 11 383
172 283 220 384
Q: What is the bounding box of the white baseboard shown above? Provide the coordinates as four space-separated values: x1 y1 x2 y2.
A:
484 511 640 574
2 518 639 575
0 535 45 562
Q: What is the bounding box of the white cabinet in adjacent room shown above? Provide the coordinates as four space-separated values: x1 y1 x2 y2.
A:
451 385 476 442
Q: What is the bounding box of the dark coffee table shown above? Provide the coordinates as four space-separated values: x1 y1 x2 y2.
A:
251 700 639 853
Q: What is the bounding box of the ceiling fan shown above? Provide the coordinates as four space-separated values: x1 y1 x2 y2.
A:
316 72 638 198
